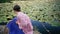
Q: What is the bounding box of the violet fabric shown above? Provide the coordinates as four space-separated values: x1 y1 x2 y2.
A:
6 17 24 34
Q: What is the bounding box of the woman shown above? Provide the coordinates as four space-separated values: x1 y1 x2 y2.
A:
13 5 33 34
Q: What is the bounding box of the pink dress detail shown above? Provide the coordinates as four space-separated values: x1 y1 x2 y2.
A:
16 12 33 34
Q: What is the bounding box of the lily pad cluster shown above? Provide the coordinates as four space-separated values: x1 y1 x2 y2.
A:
0 0 60 26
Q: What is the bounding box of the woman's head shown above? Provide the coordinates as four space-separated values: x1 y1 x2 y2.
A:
13 5 21 12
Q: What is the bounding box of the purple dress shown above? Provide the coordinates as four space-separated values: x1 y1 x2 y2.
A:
6 17 24 34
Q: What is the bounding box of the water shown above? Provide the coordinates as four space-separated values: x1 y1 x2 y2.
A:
31 20 60 34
